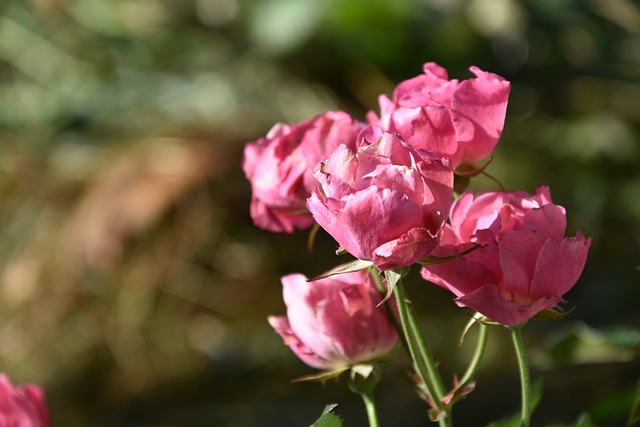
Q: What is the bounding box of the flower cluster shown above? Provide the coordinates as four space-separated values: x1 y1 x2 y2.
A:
243 62 591 424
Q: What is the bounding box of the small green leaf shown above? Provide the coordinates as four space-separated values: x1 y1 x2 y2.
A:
321 404 338 416
459 312 486 346
311 404 345 427
382 267 409 303
308 259 374 281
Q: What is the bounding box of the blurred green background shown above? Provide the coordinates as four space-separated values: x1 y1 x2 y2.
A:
0 0 638 425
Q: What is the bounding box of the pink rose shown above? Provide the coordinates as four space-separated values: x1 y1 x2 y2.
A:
421 186 592 326
242 111 363 233
0 374 49 427
368 62 510 169
268 268 398 370
307 131 453 271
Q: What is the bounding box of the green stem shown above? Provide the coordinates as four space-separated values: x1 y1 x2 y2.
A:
407 309 448 401
371 270 407 350
510 326 531 427
459 322 489 386
392 282 435 398
393 280 451 426
359 389 379 427
349 367 381 427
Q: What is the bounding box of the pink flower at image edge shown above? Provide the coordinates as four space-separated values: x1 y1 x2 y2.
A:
0 374 49 427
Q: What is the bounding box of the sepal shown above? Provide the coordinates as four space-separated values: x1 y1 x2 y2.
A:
307 259 374 281
382 267 410 304
348 364 380 396
418 244 481 265
292 368 348 384
454 157 494 178
532 305 575 321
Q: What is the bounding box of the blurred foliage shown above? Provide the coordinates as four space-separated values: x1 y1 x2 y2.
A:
0 0 638 426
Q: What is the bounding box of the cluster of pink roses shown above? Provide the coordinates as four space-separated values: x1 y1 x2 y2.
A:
243 62 591 371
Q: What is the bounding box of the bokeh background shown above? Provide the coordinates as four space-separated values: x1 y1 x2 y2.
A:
0 0 639 425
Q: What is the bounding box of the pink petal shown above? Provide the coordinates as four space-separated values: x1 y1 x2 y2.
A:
392 106 458 157
308 186 423 261
455 283 563 326
268 315 331 369
522 204 567 240
423 62 450 80
394 73 446 104
250 196 314 233
498 228 547 299
451 68 510 165
530 233 592 301
421 244 500 297
373 227 441 271
281 274 343 364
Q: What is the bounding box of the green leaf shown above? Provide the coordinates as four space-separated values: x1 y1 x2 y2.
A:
308 259 374 281
311 404 345 427
383 266 409 303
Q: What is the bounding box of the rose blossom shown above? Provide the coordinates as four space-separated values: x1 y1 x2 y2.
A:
421 186 592 326
0 374 49 427
268 268 398 370
367 62 510 169
242 111 363 233
306 131 453 271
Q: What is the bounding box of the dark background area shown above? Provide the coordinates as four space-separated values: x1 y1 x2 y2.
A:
0 0 638 425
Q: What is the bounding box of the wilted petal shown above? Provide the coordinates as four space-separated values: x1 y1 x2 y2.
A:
242 111 363 232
